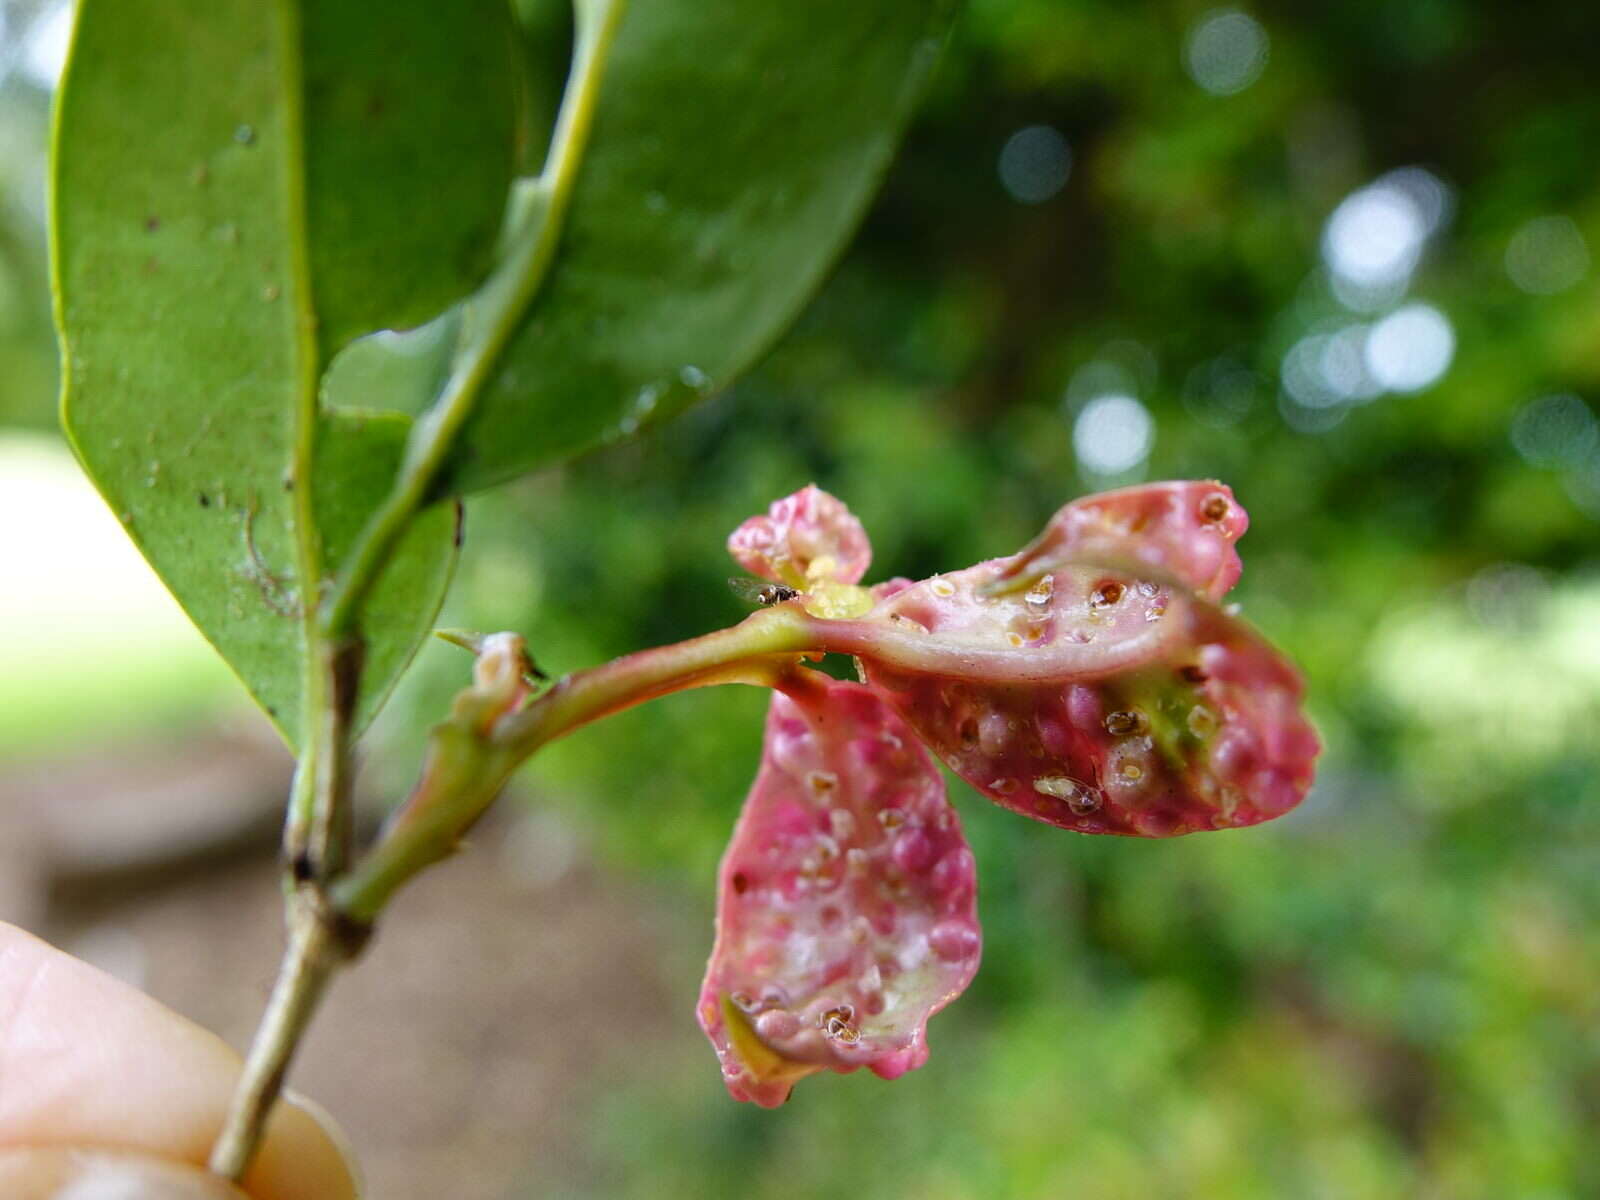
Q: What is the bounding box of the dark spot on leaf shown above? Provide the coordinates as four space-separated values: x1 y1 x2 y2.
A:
143 215 160 232
453 500 466 548
197 492 211 507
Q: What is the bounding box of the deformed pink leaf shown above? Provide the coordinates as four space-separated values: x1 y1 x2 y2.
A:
996 480 1249 602
832 558 1194 685
862 605 1317 835
842 481 1315 835
699 676 980 1107
727 484 873 587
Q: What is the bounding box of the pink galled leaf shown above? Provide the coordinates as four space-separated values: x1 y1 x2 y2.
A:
727 484 872 587
994 480 1249 602
699 676 980 1107
840 481 1315 835
827 558 1197 685
861 605 1317 836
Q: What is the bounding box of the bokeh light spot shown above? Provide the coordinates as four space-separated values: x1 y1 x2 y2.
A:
997 125 1071 205
1504 215 1590 295
1072 393 1153 474
1324 185 1425 294
1364 303 1454 393
1282 325 1379 409
1183 358 1259 429
1510 393 1598 469
1184 9 1269 96
19 0 72 88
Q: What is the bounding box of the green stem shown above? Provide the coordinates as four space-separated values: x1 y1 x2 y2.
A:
217 649 361 1182
308 639 363 877
220 1 630 1179
208 901 340 1181
229 600 877 1176
280 753 317 880
321 0 628 641
277 0 330 869
217 7 352 1186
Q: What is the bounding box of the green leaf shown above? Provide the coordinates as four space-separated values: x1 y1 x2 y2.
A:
53 0 515 745
300 1 520 357
444 0 956 493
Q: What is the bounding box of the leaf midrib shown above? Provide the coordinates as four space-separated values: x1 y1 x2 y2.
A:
271 0 326 749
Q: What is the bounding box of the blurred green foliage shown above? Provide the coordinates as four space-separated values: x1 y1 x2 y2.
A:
413 3 1600 1195
6 0 1600 1195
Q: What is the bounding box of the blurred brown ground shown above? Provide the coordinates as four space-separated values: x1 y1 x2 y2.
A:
0 727 696 1200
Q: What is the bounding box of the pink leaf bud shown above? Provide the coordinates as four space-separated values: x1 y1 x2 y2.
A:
727 484 873 587
699 676 981 1107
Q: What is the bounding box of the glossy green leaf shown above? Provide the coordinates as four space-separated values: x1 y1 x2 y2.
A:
443 0 956 493
301 1 520 357
53 0 514 744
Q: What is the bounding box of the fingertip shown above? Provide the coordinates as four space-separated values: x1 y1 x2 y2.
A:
245 1090 360 1200
0 1147 251 1199
0 922 359 1199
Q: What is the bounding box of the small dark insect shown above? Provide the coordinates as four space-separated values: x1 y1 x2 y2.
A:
728 577 800 607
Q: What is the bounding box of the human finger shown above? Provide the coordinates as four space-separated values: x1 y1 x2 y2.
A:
0 922 356 1200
